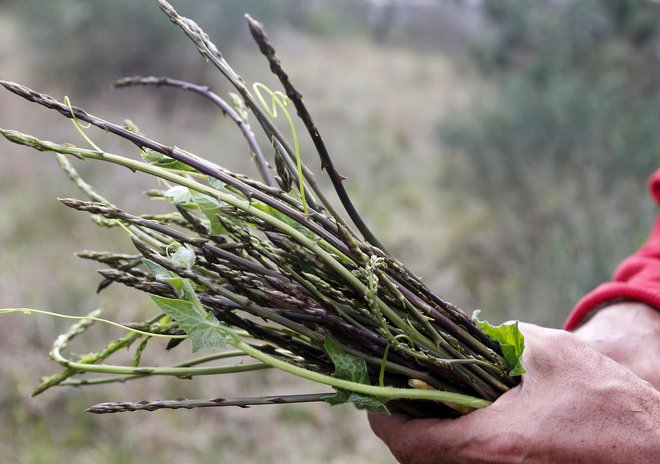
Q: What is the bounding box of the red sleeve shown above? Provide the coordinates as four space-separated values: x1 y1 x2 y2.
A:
563 169 660 330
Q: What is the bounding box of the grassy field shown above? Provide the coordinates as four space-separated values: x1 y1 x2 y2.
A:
0 7 478 462
6 2 650 461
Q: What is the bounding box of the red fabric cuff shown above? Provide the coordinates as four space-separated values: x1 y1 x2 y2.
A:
563 169 660 331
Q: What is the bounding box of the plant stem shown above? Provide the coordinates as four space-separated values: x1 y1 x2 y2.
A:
139 248 323 343
245 15 389 253
50 332 271 377
0 82 355 257
114 75 277 188
156 0 348 228
87 393 330 414
1 129 434 352
7 130 483 402
60 350 251 387
232 338 491 409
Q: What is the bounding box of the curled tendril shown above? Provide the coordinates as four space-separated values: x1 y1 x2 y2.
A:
251 82 308 214
64 96 103 153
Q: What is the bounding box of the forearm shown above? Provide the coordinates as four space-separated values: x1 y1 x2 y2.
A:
535 368 660 464
573 303 660 389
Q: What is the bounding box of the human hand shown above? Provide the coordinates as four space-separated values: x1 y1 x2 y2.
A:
573 302 660 389
369 323 660 464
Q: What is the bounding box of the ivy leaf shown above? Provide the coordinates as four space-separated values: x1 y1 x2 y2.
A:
170 244 196 269
150 294 227 352
189 191 229 235
142 258 175 281
141 148 196 172
342 393 390 414
206 176 226 191
323 338 389 414
250 200 316 238
325 337 369 384
150 280 230 352
163 185 194 206
143 259 229 352
473 312 526 376
142 258 185 295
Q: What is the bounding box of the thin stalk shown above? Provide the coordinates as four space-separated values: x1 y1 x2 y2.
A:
236 175 340 235
57 153 166 251
281 266 372 332
59 199 286 282
156 0 349 227
31 311 179 395
50 328 270 376
202 298 332 369
114 75 277 188
252 82 308 214
87 393 330 414
59 350 251 387
3 306 269 379
377 275 510 391
245 15 389 253
378 271 446 349
1 129 435 353
374 248 503 354
0 80 355 259
0 308 184 340
140 248 323 343
331 338 459 393
233 338 491 408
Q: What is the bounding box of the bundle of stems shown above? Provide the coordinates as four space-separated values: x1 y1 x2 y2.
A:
0 1 523 417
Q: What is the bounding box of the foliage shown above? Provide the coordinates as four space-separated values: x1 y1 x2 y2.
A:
0 1 471 458
0 1 515 422
6 0 373 94
439 0 659 325
473 313 525 376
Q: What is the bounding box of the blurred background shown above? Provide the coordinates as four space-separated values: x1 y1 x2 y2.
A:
0 0 658 462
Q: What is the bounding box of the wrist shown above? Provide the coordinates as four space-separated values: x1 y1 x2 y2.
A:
575 302 660 339
574 302 660 389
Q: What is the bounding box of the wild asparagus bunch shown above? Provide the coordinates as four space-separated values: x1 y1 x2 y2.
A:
0 1 523 417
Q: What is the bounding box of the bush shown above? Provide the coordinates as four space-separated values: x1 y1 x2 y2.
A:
438 0 659 326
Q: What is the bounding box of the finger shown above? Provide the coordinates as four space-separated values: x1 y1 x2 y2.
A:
368 412 412 442
370 414 454 463
373 406 506 463
516 322 602 383
515 321 544 336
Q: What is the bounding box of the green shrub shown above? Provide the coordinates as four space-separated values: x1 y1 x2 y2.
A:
439 0 659 326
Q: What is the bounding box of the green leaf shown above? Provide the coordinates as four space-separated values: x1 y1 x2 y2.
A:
149 281 230 352
142 258 175 281
142 148 197 172
344 393 389 414
228 92 249 123
142 258 185 294
163 185 194 206
250 200 316 238
170 244 196 269
189 191 229 235
206 176 226 191
325 337 369 384
323 338 389 414
473 313 526 376
144 260 231 352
